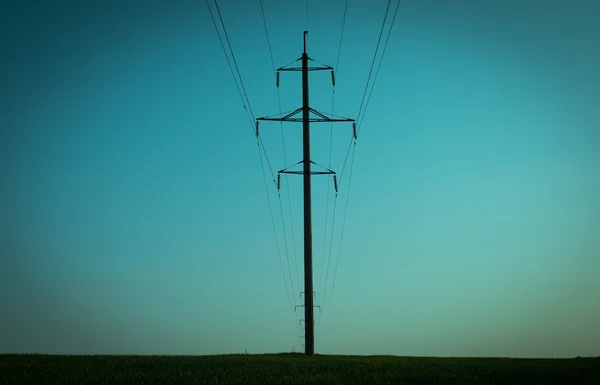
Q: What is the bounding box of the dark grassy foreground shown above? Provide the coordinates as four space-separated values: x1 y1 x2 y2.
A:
1 354 599 385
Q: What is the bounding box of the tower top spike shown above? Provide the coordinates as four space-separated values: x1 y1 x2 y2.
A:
304 31 308 54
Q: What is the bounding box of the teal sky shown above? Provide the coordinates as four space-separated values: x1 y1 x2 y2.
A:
1 0 599 357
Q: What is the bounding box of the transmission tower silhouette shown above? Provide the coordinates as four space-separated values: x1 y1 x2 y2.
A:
256 31 355 356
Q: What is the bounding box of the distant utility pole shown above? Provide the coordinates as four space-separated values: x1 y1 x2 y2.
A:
257 31 355 356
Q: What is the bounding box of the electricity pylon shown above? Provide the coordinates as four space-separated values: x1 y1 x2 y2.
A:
256 31 355 356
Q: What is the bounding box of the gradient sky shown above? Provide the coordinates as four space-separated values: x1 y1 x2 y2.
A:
1 0 599 357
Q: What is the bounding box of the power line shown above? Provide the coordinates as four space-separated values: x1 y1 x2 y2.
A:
258 136 277 183
258 141 294 309
278 191 296 301
214 0 255 121
324 0 402 314
206 0 294 309
259 0 276 75
327 141 356 305
319 127 333 291
319 192 330 291
320 0 349 306
259 0 301 299
334 0 349 73
321 188 338 312
322 0 400 319
320 134 352 316
355 0 392 126
337 135 354 185
357 0 401 134
205 0 253 131
207 0 277 182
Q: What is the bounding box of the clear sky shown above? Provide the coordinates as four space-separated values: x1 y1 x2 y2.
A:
1 0 599 358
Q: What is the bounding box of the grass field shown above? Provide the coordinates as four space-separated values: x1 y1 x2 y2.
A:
1 354 599 384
